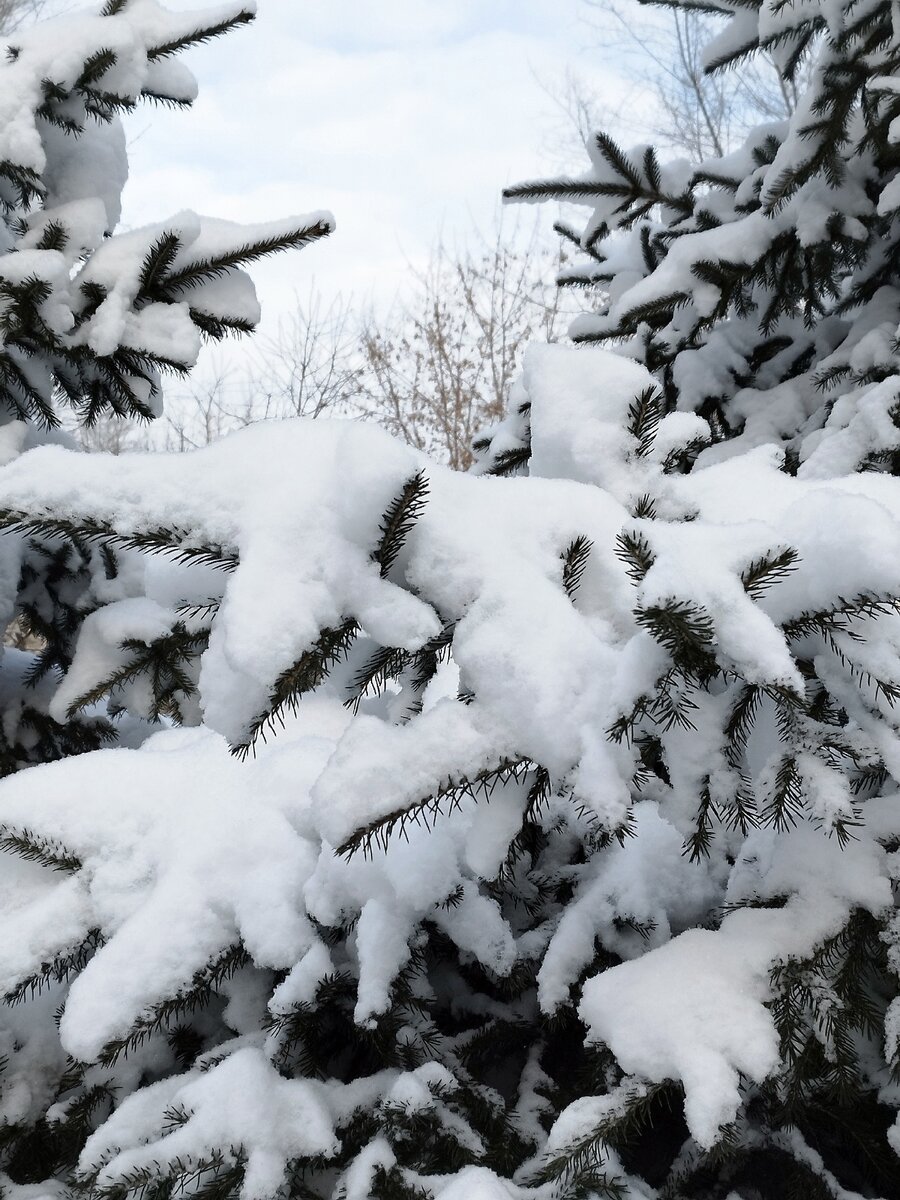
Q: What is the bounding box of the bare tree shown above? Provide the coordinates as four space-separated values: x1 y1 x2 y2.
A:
247 289 360 422
356 220 569 470
76 412 147 455
79 290 361 454
0 0 48 32
575 0 803 162
159 291 359 448
154 360 239 452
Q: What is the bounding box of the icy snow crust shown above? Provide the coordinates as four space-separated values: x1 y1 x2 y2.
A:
0 346 899 1189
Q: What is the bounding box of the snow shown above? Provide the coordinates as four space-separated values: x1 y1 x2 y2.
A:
0 2 252 181
0 723 324 1061
0 0 899 1194
40 120 128 232
525 341 655 495
3 358 900 1170
83 1047 343 1200
537 801 721 1012
431 1167 519 1200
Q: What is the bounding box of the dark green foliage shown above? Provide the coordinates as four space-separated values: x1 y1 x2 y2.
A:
537 1081 684 1199
66 622 208 723
234 617 361 758
740 548 800 599
146 10 256 62
627 386 663 457
0 6 347 1200
485 443 531 476
504 134 692 229
346 641 410 711
5 928 104 1005
98 945 250 1067
3 1082 116 1184
614 529 655 584
339 757 533 858
0 508 239 571
2 2 899 1197
562 536 593 600
635 598 718 680
373 470 430 576
0 825 82 873
84 1153 246 1200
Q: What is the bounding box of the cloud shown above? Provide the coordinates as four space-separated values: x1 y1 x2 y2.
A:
280 0 483 49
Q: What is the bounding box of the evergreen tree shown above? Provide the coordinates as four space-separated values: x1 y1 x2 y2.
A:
0 0 332 776
0 2 899 1200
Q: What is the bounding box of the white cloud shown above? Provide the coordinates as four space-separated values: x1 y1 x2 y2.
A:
281 0 483 48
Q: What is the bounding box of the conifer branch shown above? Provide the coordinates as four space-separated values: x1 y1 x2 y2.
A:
345 643 410 711
608 664 701 741
75 49 119 91
615 530 655 585
409 622 456 696
0 509 239 572
65 623 207 723
627 387 662 457
561 536 593 601
740 547 799 599
338 757 534 858
553 218 605 264
161 219 335 294
147 10 257 61
189 308 256 341
635 598 718 680
0 826 82 873
98 945 250 1066
175 597 221 622
760 754 804 832
89 1152 246 1200
233 619 360 759
5 929 104 1005
138 231 182 295
725 683 762 752
486 444 531 476
372 470 429 576
139 90 193 110
631 493 657 520
783 593 900 640
533 1081 678 1197
235 475 432 752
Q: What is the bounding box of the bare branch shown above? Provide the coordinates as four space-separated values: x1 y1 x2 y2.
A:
576 0 805 162
355 213 572 470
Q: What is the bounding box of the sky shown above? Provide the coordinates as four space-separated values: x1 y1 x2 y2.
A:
117 0 657 338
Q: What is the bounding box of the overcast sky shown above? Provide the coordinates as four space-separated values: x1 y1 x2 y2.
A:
118 0 656 335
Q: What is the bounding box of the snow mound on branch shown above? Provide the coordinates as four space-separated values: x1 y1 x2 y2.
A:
80 1046 380 1200
580 826 892 1147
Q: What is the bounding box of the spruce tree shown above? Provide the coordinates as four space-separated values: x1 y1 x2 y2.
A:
0 0 332 777
0 2 899 1200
